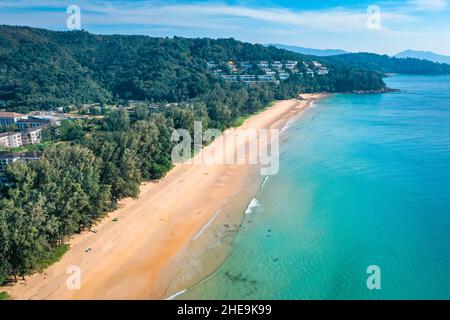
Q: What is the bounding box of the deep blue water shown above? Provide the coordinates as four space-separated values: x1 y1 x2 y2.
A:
182 75 450 299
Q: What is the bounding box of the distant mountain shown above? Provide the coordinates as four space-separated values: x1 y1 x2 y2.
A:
325 52 450 75
269 44 348 57
395 50 450 64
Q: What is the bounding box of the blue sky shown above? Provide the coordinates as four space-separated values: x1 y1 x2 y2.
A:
1 0 450 55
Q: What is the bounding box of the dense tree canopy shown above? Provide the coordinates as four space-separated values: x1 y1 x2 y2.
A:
0 145 111 281
325 52 450 74
0 25 389 112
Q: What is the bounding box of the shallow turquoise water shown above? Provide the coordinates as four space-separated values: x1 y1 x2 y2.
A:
182 75 450 299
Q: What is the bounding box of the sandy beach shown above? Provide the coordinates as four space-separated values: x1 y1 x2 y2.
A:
2 94 326 300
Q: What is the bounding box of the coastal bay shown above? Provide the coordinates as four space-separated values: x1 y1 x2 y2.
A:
179 75 450 299
3 94 325 299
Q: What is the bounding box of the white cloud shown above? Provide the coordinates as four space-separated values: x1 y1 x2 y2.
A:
60 2 414 34
410 0 448 11
0 1 417 34
2 0 449 54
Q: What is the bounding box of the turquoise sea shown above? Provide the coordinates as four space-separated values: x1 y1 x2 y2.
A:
182 75 450 299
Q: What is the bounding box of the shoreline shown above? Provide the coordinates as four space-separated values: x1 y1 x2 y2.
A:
2 94 327 300
162 94 327 299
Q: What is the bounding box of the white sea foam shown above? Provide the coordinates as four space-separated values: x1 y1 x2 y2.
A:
261 175 269 189
281 101 315 133
193 209 221 241
245 198 260 214
281 118 295 133
165 289 187 300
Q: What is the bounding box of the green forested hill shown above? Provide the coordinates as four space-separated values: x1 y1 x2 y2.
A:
0 25 386 111
324 52 450 74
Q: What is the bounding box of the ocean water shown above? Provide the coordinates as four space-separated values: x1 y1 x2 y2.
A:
181 75 450 299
